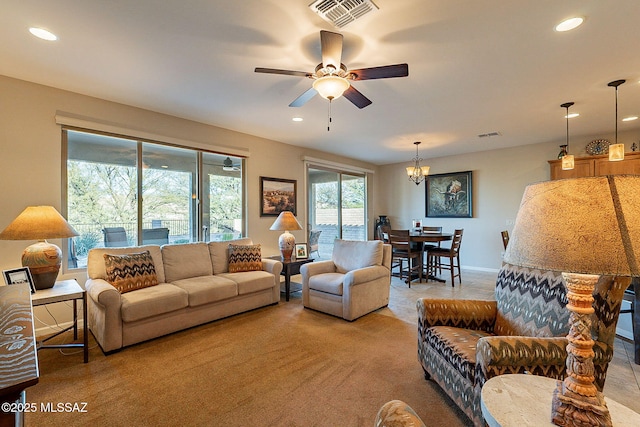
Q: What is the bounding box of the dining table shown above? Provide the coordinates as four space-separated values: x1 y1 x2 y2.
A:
408 230 453 283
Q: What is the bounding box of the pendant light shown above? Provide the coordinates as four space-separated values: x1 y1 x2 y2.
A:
406 141 430 185
561 102 575 170
608 79 626 161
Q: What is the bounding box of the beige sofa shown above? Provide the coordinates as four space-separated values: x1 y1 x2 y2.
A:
301 239 392 321
85 238 282 353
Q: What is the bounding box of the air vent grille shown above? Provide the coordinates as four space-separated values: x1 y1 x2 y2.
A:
310 0 379 28
478 132 501 138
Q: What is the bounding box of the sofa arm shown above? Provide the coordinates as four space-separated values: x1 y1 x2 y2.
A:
344 265 389 287
475 335 568 388
85 278 124 353
261 258 283 277
416 298 497 330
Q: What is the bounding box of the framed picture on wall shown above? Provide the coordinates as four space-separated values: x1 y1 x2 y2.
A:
260 177 297 216
426 171 473 218
3 267 36 293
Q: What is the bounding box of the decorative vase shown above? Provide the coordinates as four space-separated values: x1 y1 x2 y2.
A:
558 144 568 159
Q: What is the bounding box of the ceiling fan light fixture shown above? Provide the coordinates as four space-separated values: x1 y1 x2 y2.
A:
313 75 350 100
222 157 235 171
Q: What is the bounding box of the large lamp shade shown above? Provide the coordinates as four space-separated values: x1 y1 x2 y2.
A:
504 176 640 426
0 206 79 289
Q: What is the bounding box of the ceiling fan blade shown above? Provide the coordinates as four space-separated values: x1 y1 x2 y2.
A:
289 87 318 107
254 67 311 78
348 63 409 80
320 30 343 70
343 85 372 109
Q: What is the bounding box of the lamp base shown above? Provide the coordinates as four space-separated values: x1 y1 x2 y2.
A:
22 241 61 290
278 231 295 261
552 380 611 427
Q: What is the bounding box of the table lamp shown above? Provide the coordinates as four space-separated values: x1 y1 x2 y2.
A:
269 211 302 261
0 206 79 290
504 176 640 427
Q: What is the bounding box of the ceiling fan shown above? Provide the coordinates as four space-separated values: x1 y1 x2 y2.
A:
255 30 408 109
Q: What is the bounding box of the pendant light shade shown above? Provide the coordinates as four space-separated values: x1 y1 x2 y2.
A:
561 102 575 171
608 79 626 161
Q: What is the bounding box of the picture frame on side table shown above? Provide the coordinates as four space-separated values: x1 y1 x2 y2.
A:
3 267 36 293
426 170 473 218
260 176 297 216
295 243 308 259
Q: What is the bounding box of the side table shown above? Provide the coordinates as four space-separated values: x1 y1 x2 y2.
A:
31 279 89 363
269 256 314 301
481 374 640 427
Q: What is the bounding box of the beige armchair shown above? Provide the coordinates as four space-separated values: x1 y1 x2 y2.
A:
301 239 391 321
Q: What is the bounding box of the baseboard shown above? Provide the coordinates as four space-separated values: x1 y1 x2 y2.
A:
35 319 84 338
461 265 500 273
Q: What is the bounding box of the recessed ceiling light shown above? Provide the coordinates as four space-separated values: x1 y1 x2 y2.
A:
292 117 303 122
555 17 584 32
622 116 638 122
565 113 580 119
29 27 57 41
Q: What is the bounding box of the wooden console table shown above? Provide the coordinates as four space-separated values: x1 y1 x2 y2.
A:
0 284 39 426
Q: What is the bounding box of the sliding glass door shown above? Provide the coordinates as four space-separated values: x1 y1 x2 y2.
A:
307 166 366 257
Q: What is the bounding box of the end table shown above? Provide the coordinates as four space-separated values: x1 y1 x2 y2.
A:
31 279 89 363
269 256 314 301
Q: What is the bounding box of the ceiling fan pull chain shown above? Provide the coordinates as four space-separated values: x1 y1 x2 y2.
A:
327 98 332 131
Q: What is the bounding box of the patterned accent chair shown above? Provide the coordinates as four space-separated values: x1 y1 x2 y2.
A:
417 262 627 426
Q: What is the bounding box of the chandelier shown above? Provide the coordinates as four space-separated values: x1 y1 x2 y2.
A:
406 141 430 185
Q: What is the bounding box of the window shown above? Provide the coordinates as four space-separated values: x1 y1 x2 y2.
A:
307 165 367 256
64 129 244 269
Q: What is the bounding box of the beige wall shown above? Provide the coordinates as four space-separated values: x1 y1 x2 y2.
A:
376 129 640 271
0 75 377 331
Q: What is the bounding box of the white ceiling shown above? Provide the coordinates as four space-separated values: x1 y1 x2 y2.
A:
2 0 640 165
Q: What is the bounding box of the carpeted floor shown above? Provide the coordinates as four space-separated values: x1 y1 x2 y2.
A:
26 285 470 427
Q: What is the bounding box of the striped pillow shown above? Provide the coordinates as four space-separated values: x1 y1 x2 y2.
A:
103 250 159 294
227 244 262 273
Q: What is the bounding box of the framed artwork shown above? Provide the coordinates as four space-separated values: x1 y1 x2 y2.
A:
260 177 297 216
3 267 36 293
426 171 473 218
295 243 308 259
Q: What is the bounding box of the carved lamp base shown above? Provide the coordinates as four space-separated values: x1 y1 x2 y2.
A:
552 380 611 426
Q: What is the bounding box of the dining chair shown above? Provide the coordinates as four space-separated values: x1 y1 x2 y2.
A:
426 228 463 286
388 229 422 286
501 230 509 250
421 225 443 274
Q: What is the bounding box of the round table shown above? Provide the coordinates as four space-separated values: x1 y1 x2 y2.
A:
481 374 640 427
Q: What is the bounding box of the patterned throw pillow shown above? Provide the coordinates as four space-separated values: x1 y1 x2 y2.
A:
103 250 159 294
227 244 262 273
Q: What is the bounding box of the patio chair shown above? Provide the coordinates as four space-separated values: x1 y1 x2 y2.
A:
103 227 128 247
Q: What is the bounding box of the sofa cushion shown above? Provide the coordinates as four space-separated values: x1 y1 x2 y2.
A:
209 238 253 274
332 239 383 274
424 325 493 383
494 263 568 337
308 273 345 296
162 243 213 283
120 284 188 322
88 245 165 283
228 244 263 273
103 250 159 294
218 271 275 295
171 275 238 307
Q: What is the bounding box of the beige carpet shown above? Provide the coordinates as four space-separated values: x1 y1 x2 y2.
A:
26 290 470 427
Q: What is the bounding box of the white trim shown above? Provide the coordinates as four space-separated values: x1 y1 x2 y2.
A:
462 265 500 273
302 155 374 174
55 112 251 158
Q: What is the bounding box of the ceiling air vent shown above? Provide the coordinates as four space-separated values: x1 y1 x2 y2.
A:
309 0 379 28
478 132 501 138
